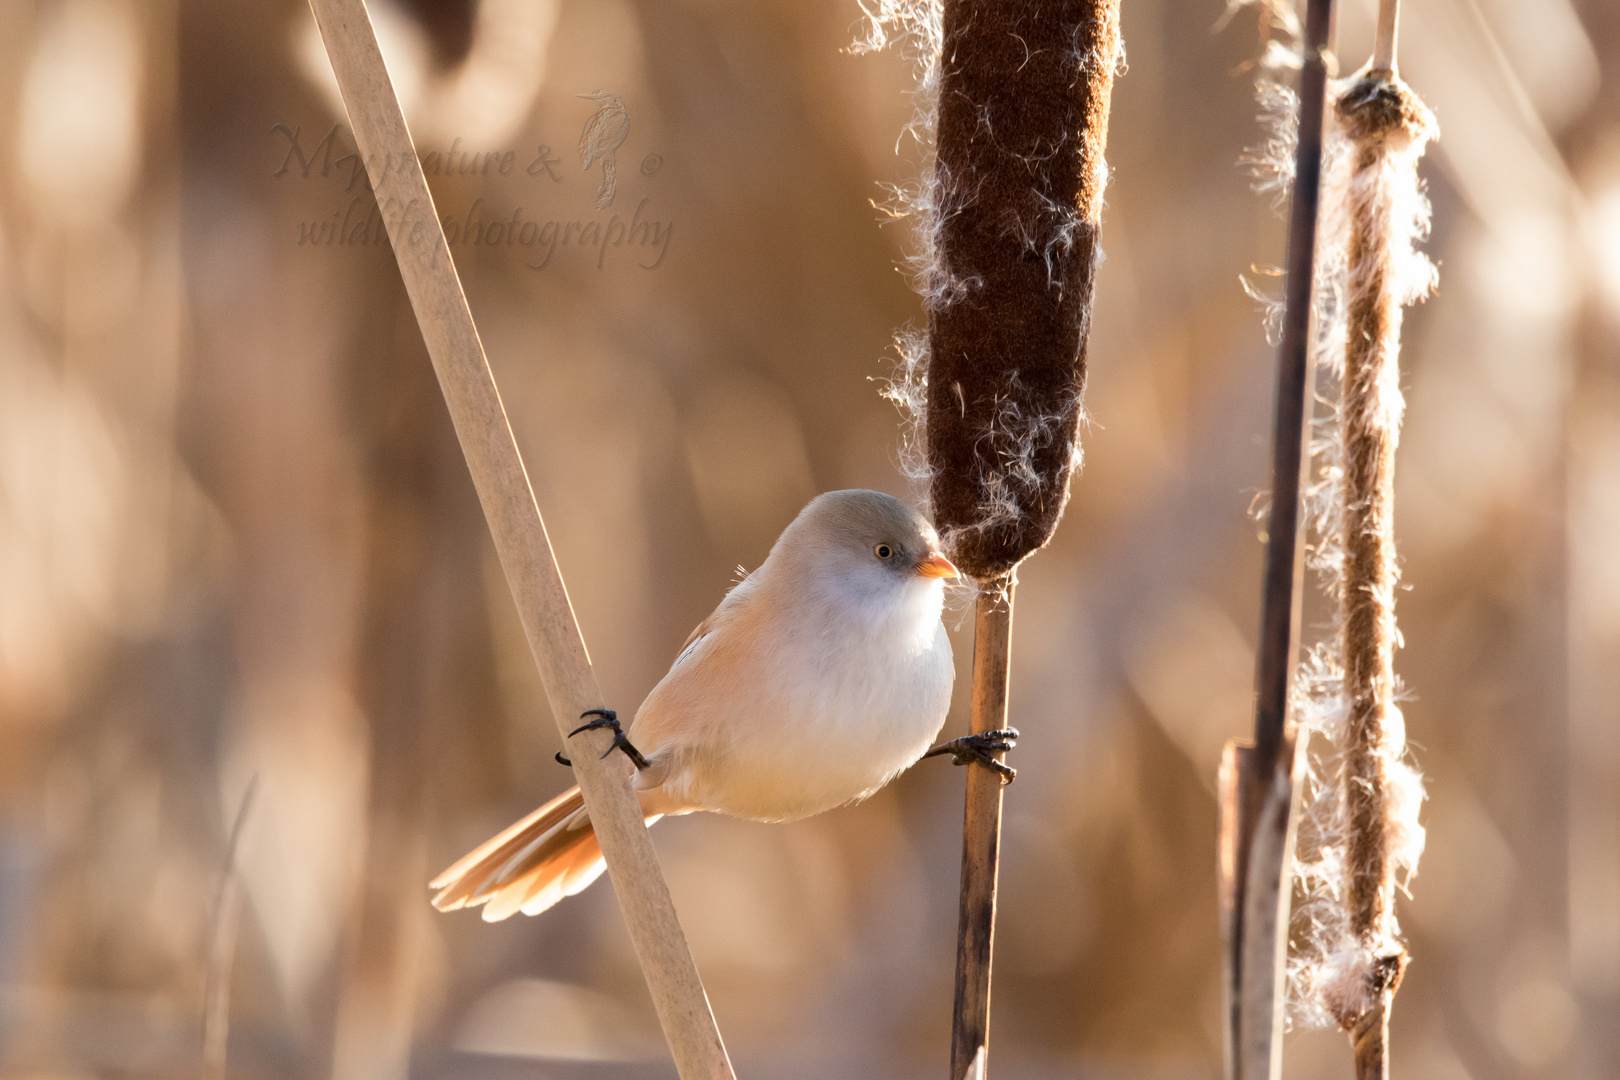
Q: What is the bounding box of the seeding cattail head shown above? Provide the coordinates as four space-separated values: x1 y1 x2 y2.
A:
1286 63 1438 1035
902 0 1123 580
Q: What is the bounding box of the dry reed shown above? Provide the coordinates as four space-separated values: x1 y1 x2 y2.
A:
1217 0 1336 1075
304 2 734 1076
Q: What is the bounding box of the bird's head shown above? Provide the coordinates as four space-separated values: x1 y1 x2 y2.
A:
766 490 958 628
577 89 622 107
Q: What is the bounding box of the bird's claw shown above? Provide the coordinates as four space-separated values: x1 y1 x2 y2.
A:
555 709 651 770
923 728 1019 785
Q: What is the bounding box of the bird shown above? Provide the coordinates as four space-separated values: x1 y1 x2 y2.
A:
430 489 1017 921
577 89 630 211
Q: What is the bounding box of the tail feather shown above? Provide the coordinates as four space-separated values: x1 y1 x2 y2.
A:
430 785 582 891
429 786 583 910
430 785 658 921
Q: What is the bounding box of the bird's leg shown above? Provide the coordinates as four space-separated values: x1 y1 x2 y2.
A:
923 727 1019 785
554 709 651 770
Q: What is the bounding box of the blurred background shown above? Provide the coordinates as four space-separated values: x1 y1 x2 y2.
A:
0 0 1616 1077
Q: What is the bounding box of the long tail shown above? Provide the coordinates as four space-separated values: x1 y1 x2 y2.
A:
430 786 658 921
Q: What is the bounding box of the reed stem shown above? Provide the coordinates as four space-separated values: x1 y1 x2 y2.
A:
1252 0 1334 787
950 579 1015 1080
1372 0 1399 74
304 3 733 1076
1227 0 1335 1077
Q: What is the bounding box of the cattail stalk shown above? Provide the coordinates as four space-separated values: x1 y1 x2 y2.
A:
923 3 1121 1077
1325 34 1436 1080
951 581 1014 1079
304 3 733 1077
1371 0 1398 73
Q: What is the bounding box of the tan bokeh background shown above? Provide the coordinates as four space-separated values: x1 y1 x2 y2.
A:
0 0 1617 1077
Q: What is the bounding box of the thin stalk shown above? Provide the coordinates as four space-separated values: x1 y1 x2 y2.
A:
1372 0 1399 74
1252 0 1333 784
303 3 733 1076
950 578 1015 1080
1228 0 1335 1077
1351 997 1392 1080
202 776 258 1080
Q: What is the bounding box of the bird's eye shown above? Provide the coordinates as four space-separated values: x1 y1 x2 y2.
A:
874 544 894 560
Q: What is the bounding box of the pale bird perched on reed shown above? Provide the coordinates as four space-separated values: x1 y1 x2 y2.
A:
577 89 629 210
431 490 1017 921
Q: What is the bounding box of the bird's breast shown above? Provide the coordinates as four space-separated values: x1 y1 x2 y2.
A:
643 606 953 822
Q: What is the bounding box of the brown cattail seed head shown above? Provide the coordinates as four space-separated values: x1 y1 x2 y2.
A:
925 0 1122 580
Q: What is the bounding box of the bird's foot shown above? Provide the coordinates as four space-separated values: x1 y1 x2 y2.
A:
555 709 651 770
923 728 1019 785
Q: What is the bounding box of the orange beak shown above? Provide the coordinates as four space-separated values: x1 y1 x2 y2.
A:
915 552 959 579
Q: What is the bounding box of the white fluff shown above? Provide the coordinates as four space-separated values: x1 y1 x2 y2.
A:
1230 3 1437 1027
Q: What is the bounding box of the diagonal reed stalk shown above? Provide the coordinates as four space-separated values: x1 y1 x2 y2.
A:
303 3 733 1076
